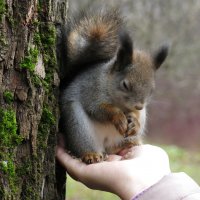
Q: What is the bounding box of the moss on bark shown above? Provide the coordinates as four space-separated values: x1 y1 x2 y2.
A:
0 109 23 198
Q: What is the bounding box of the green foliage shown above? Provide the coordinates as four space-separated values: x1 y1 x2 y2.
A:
39 23 56 70
0 109 23 195
1 160 15 178
42 106 56 125
15 157 39 200
0 109 22 148
34 32 41 46
31 74 50 93
3 90 14 104
0 0 5 21
37 23 57 93
67 176 120 200
31 22 57 92
163 145 200 184
20 47 39 72
31 74 43 87
37 106 55 149
0 158 19 195
0 108 21 170
40 24 56 48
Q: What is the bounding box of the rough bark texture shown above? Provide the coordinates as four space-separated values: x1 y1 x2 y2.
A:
0 0 68 199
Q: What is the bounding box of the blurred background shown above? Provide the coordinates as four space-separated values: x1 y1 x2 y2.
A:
67 0 200 199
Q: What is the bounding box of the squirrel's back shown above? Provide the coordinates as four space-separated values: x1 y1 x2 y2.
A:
60 8 125 89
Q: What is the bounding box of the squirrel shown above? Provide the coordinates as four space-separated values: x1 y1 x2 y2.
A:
59 8 168 164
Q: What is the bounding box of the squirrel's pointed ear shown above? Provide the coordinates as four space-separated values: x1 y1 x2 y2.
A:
113 32 133 71
153 44 169 70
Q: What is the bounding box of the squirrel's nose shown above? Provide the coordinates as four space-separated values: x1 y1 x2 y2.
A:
135 103 144 110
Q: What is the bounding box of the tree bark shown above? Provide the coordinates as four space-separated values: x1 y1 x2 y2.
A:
0 0 68 199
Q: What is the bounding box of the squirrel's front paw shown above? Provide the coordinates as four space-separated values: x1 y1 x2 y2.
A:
111 112 128 136
81 152 105 164
124 113 140 137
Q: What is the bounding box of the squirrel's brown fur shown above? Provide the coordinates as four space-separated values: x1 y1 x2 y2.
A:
59 8 168 164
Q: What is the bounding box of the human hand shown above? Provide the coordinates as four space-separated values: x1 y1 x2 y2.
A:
56 145 171 200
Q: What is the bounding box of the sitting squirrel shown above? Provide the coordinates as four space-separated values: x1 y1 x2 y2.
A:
59 8 168 164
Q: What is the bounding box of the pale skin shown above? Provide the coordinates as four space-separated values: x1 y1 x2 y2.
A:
56 144 171 200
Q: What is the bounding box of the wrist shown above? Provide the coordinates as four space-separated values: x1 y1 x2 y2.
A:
117 174 166 200
116 182 149 200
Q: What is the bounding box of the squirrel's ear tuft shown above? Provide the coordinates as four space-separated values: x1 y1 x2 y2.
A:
153 44 169 70
113 31 133 71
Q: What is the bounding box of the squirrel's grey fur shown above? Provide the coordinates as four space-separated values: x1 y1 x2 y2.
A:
59 8 168 163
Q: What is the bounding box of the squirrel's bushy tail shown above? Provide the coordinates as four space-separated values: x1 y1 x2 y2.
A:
60 8 125 88
67 9 123 64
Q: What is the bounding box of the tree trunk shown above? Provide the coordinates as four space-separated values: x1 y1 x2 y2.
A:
0 0 68 199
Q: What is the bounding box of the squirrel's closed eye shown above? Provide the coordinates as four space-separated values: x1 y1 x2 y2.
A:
120 80 130 91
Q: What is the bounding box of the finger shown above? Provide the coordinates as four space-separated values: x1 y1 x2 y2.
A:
121 151 135 160
119 145 145 159
105 154 122 161
56 146 86 180
117 148 132 156
123 145 170 172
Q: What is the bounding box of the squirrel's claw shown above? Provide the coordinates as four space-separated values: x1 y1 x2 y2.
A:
82 152 105 164
124 113 140 137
